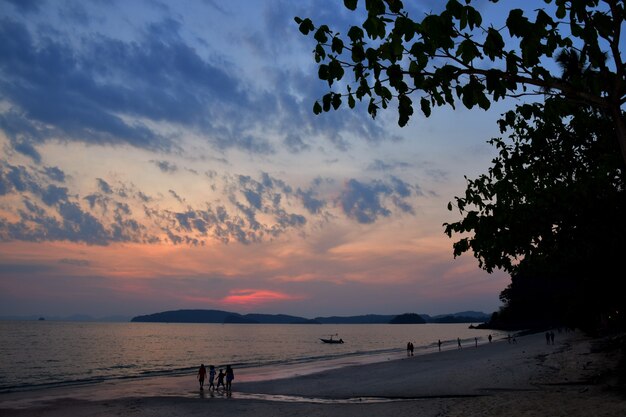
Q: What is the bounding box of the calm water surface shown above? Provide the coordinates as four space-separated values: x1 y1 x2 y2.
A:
0 321 505 393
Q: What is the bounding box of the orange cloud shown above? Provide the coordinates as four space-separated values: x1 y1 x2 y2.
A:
220 289 303 306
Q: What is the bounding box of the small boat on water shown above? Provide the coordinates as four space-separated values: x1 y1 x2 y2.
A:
320 334 344 344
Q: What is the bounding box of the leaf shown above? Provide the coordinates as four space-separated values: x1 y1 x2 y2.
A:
315 44 326 62
298 18 315 35
313 101 322 114
368 98 378 118
351 44 365 62
331 37 344 54
457 39 480 63
344 0 358 11
398 94 413 126
314 25 329 43
328 59 345 81
332 93 342 110
322 93 332 112
318 64 329 80
420 97 431 117
466 6 482 29
483 27 504 60
347 26 364 42
506 9 529 37
348 93 356 108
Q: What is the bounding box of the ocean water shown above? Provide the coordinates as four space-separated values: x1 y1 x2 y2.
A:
0 321 505 393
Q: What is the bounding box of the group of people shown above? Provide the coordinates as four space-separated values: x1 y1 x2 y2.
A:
197 364 234 392
406 341 414 356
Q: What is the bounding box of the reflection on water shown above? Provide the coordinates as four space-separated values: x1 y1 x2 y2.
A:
0 321 504 392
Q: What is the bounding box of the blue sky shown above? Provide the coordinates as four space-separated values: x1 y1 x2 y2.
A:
0 0 550 318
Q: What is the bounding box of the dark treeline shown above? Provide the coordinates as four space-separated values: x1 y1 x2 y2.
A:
453 98 626 335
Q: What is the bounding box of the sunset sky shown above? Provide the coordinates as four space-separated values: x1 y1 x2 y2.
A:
0 0 541 319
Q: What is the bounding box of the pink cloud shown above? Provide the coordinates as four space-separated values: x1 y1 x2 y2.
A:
220 289 303 306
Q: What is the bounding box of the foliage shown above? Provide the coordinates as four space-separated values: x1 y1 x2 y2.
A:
295 0 626 162
444 98 626 330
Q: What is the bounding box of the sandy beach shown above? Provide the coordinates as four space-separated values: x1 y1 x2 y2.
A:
1 330 624 417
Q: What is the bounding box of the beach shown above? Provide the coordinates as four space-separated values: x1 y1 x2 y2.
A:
1 330 624 416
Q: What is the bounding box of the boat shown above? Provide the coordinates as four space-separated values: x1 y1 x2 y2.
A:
320 334 344 344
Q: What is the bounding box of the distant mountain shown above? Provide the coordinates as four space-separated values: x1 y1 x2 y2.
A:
131 309 236 323
389 313 426 324
243 313 320 324
427 311 490 324
314 314 395 324
130 309 315 324
124 309 493 324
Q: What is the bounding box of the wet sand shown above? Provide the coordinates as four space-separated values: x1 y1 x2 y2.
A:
1 330 624 417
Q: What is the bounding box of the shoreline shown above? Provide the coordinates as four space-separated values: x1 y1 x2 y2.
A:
1 330 624 416
0 329 509 395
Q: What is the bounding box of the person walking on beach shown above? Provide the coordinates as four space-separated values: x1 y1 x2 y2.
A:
407 342 411 356
488 334 492 343
457 337 462 349
216 368 225 390
545 331 551 344
550 331 555 345
438 339 442 352
225 365 234 392
197 364 207 390
475 337 478 347
208 365 216 390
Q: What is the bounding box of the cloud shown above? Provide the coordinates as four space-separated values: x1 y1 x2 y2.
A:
41 184 70 206
367 159 412 172
96 178 112 194
338 177 418 224
220 289 302 306
296 187 326 214
0 159 421 246
151 160 178 173
0 3 398 163
42 166 66 182
58 258 90 267
169 189 185 204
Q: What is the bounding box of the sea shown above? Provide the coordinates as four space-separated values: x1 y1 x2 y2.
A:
0 321 506 394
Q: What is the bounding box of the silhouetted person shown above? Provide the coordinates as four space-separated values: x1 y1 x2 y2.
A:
457 337 462 349
550 331 555 345
475 337 478 347
545 331 551 344
507 334 512 344
225 365 234 392
197 364 207 390
410 342 414 356
438 339 442 351
488 334 492 343
407 342 411 356
216 369 225 390
208 365 216 390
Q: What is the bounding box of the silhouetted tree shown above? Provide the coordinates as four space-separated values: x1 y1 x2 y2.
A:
295 0 626 163
444 97 626 331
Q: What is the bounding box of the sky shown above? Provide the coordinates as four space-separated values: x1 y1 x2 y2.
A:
0 0 541 319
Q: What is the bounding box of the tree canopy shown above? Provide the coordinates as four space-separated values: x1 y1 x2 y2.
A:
444 97 626 330
296 0 626 331
295 0 626 163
